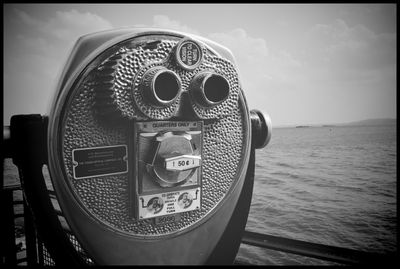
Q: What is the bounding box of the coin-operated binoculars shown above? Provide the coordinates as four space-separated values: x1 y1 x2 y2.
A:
6 28 271 265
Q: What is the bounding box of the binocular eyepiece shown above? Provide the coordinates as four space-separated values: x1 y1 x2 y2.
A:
190 72 230 107
140 66 230 109
141 67 182 107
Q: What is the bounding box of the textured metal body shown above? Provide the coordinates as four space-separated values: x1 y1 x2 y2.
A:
47 29 251 264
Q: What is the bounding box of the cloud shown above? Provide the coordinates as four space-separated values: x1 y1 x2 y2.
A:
209 28 269 63
9 8 114 80
208 28 303 72
205 27 307 117
272 50 302 69
208 28 302 92
4 8 114 123
15 34 59 57
152 15 200 35
14 8 113 41
304 19 396 71
13 8 41 26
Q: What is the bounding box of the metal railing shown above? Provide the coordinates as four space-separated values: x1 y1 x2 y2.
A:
240 230 395 265
1 182 94 266
1 184 33 265
2 180 396 266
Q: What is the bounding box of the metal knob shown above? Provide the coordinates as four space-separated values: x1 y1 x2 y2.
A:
148 132 201 187
250 109 272 149
174 38 203 70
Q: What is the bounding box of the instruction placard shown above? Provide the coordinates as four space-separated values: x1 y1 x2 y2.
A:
138 187 201 219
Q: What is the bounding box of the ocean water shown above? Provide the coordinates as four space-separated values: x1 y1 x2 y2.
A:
3 124 397 265
236 124 397 265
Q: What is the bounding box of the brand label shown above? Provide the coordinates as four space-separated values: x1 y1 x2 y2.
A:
72 145 128 179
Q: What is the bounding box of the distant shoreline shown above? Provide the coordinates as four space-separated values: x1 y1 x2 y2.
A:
275 118 396 129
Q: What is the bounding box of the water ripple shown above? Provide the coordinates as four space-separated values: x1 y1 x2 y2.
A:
241 125 397 264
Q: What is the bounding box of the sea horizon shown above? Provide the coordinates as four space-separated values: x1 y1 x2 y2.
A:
273 117 397 129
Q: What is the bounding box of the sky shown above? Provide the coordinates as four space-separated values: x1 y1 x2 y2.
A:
3 4 397 126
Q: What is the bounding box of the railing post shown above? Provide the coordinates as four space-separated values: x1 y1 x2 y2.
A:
37 236 44 266
23 197 38 265
9 114 86 266
1 188 17 265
